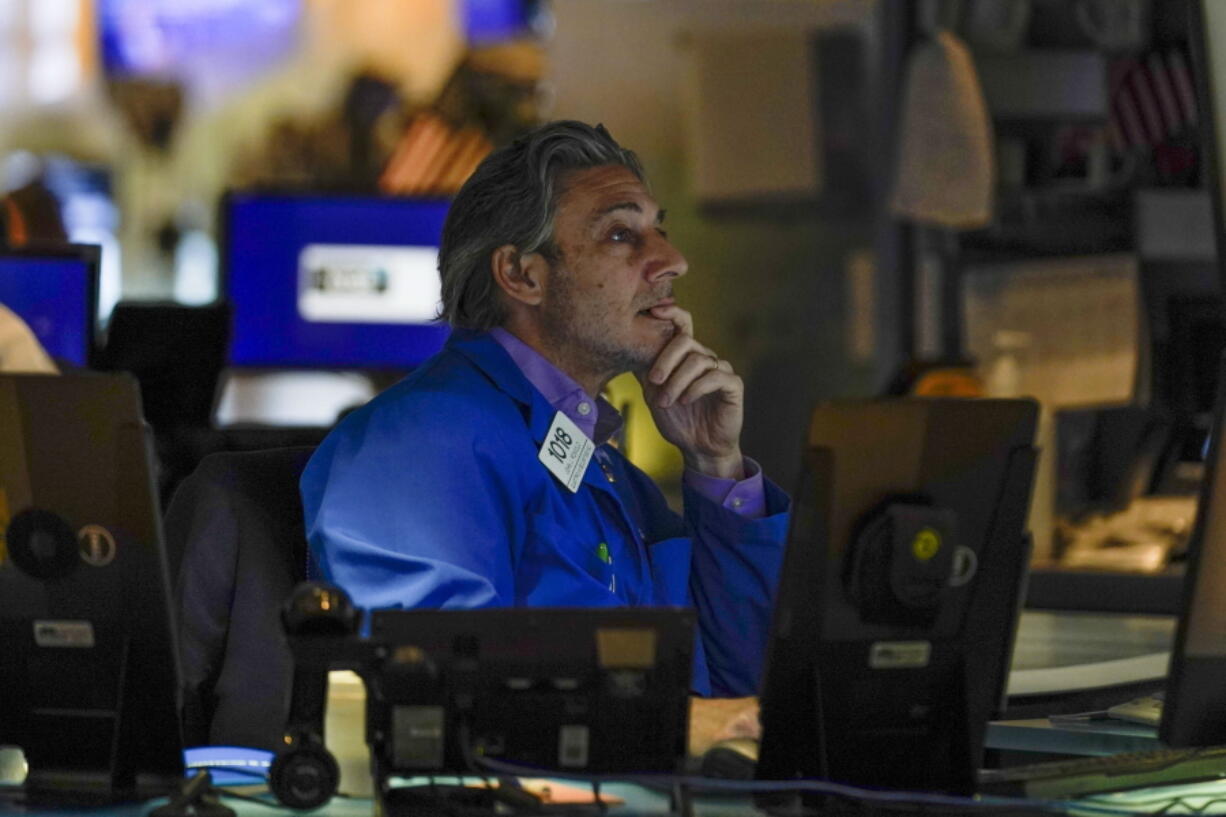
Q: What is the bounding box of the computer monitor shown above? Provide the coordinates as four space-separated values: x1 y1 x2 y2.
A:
756 398 1037 795
1161 0 1226 746
1166 0 1226 446
365 607 694 775
1162 352 1226 745
0 245 100 368
222 191 451 370
0 373 183 803
98 0 300 103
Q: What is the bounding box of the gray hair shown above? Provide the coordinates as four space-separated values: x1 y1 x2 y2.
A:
438 120 645 331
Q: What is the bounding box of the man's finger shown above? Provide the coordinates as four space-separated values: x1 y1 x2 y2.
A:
649 303 694 337
647 334 715 386
678 368 742 407
655 352 721 407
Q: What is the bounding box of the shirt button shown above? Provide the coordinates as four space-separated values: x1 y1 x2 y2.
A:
577 401 592 416
731 497 744 508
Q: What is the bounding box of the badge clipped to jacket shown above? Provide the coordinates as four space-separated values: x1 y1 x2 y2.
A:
538 411 594 493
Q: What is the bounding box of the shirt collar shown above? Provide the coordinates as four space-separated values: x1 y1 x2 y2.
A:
489 327 623 445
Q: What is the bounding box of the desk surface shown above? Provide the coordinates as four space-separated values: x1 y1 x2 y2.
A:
1011 610 1174 670
994 609 1175 756
1009 609 1174 695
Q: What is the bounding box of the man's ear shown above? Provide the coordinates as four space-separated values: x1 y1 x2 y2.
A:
490 244 547 307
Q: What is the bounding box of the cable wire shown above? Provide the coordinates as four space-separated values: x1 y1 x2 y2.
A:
469 754 1158 817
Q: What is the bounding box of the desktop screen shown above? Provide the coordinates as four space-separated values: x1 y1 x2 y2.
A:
98 0 301 103
223 192 451 370
0 249 98 367
463 0 537 42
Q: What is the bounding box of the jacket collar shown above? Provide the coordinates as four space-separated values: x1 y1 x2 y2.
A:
448 329 626 498
446 329 559 445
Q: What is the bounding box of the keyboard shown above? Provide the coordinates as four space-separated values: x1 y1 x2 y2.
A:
979 745 1226 799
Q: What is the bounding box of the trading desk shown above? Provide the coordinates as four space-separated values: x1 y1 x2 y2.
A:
0 610 1215 817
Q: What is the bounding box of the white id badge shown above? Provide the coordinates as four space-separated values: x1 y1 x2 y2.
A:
539 411 594 493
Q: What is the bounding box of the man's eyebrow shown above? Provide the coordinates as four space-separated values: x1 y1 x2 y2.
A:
590 202 641 223
589 201 666 225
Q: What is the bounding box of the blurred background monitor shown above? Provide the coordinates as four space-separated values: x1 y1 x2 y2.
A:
0 244 100 368
461 0 543 43
97 0 301 103
221 191 450 371
98 0 540 90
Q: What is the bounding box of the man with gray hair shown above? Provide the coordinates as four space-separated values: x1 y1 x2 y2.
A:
301 121 789 722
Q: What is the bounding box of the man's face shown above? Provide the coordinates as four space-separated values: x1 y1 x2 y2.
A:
536 164 688 383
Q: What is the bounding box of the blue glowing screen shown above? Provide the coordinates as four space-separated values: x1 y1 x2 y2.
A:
463 0 534 42
224 193 451 370
98 0 301 103
0 256 93 367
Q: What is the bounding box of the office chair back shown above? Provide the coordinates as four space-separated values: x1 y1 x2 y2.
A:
97 301 232 431
165 446 315 751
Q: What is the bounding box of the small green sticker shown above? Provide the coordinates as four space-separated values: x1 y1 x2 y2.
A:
596 542 612 564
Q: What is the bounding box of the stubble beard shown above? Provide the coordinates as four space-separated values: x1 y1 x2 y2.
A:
540 270 669 384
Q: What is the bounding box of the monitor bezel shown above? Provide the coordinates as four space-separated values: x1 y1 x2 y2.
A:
0 242 102 369
218 188 452 373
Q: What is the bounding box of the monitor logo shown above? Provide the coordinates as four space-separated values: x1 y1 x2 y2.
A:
77 524 116 567
868 640 932 669
309 265 389 295
298 243 440 325
33 619 95 648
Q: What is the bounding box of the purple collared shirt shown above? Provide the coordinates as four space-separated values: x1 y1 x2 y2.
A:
490 328 766 517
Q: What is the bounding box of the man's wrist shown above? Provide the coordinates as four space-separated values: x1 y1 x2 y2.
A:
683 450 745 481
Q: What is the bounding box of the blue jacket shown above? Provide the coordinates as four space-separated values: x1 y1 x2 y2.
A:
300 330 790 696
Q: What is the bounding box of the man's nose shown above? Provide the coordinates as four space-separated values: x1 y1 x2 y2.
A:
646 233 688 281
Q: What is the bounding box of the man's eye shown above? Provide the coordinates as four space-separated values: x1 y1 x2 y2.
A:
610 227 633 243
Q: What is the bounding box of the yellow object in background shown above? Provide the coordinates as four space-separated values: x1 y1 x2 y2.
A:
912 368 984 398
603 373 683 484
